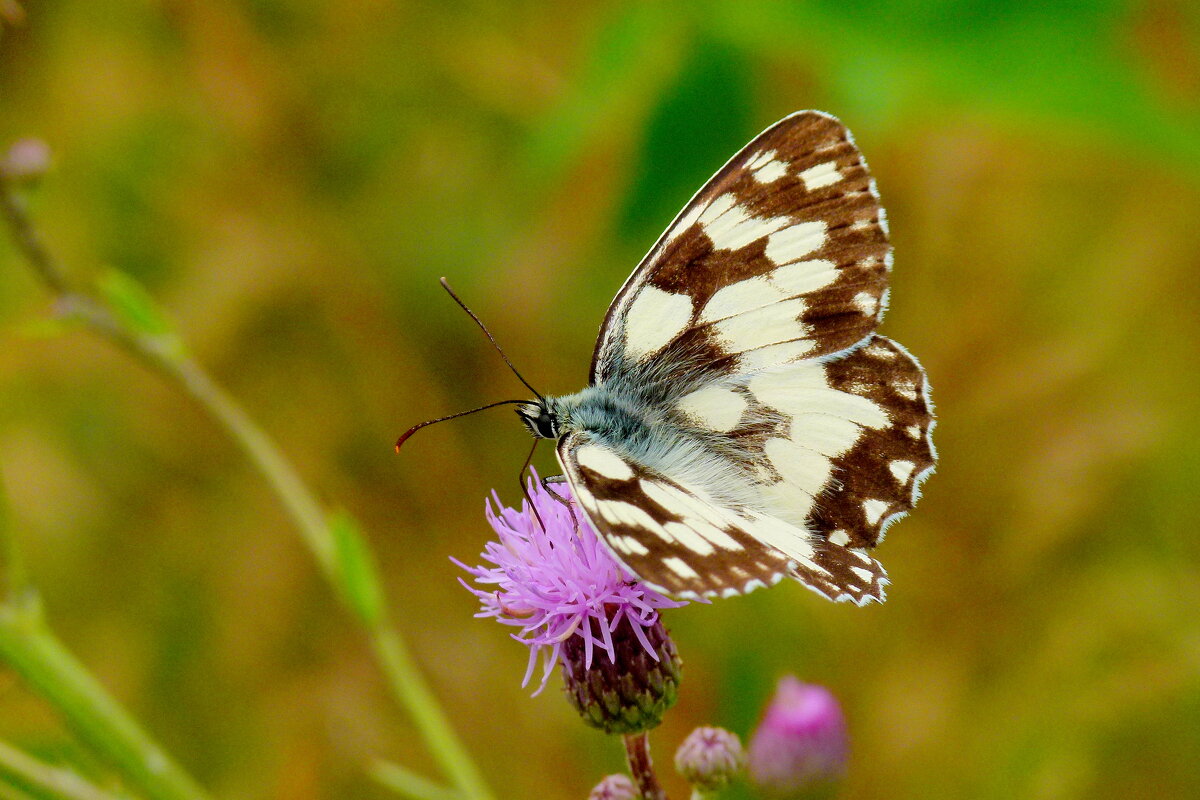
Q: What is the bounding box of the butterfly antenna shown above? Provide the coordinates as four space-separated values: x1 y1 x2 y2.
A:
518 438 546 532
395 399 528 452
439 277 544 402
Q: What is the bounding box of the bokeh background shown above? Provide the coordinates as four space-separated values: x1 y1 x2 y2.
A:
1 1 1199 798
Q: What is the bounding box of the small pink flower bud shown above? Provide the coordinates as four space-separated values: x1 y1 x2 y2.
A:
1 138 51 181
588 773 637 800
748 677 848 799
675 725 745 792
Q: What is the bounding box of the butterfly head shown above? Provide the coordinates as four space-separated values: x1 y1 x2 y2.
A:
516 400 561 440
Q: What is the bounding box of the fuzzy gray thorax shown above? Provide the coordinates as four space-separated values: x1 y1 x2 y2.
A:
524 383 764 510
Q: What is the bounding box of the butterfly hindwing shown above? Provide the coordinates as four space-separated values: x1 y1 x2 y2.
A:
558 429 901 605
593 110 891 384
557 431 796 599
803 335 937 548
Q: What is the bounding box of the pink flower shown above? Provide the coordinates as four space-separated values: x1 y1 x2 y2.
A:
455 471 686 694
748 677 848 798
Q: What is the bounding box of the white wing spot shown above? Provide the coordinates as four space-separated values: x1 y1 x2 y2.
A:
618 535 649 555
699 258 841 326
712 297 808 353
737 339 815 370
701 195 791 251
863 499 889 525
788 414 863 457
771 258 840 295
596 499 662 533
576 444 634 481
700 275 782 324
765 221 827 265
906 425 922 438
753 159 789 184
667 201 705 242
764 437 834 504
677 385 747 432
742 512 817 563
746 149 775 169
662 522 716 556
850 566 875 583
894 380 918 401
749 368 890 429
799 161 843 191
828 529 851 546
624 285 692 361
889 460 916 484
852 291 879 316
663 557 700 580
849 548 873 564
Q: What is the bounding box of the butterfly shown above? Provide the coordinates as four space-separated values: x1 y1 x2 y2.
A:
511 111 934 603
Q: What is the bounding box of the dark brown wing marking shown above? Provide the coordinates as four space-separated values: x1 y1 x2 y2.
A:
593 111 891 383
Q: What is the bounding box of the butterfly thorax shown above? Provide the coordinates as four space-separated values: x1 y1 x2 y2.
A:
516 388 646 445
522 385 767 512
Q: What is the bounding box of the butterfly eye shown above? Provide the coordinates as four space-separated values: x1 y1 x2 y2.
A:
534 410 559 439
515 403 558 439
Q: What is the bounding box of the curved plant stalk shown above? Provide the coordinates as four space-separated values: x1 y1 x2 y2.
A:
0 163 492 800
0 471 207 800
0 594 208 800
0 735 133 800
371 760 462 800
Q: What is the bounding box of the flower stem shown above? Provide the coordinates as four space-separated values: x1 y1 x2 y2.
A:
0 595 210 800
623 732 668 800
1 166 493 799
371 760 463 800
0 738 125 800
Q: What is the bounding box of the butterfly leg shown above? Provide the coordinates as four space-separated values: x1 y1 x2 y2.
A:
540 474 581 532
517 439 548 532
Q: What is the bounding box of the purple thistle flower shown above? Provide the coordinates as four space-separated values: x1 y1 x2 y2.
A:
748 677 848 798
454 470 687 695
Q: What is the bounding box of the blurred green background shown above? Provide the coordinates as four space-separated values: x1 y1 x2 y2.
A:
2 1 1199 798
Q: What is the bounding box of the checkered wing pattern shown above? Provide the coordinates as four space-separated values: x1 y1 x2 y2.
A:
559 111 934 603
592 110 892 382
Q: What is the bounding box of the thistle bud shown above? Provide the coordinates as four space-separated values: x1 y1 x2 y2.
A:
588 773 637 800
748 677 848 799
675 726 745 793
1 139 51 181
561 612 682 735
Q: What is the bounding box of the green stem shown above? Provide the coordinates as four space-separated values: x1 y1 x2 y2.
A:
0 596 209 800
1 162 492 799
0 738 125 800
368 627 490 799
371 760 462 800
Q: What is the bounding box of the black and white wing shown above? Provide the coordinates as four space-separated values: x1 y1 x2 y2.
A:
591 110 892 382
558 430 899 603
561 111 936 603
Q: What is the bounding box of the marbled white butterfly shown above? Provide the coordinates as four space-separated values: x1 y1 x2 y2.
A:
425 111 936 603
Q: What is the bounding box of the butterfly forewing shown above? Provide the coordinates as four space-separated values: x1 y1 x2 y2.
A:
592 111 891 384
